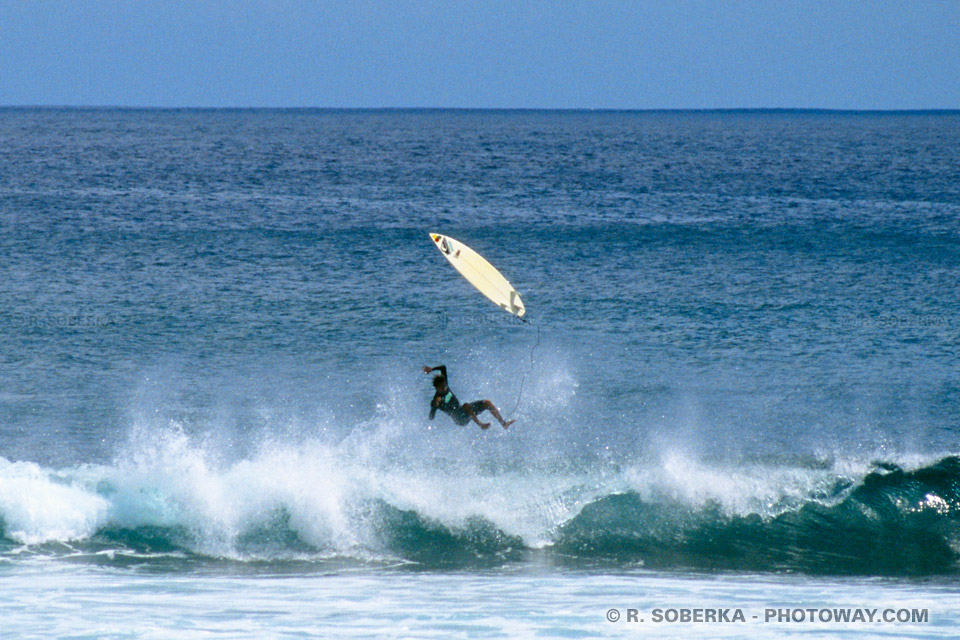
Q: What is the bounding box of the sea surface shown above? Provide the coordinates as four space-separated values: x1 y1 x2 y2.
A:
1 108 959 638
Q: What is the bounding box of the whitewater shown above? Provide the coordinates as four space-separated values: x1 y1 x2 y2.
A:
2 417 958 573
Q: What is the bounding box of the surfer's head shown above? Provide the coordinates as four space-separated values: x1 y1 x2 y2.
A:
432 375 447 392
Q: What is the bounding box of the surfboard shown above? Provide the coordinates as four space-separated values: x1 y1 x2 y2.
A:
429 233 526 318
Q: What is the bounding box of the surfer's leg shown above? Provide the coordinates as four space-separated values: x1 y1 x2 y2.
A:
461 403 490 429
478 400 514 428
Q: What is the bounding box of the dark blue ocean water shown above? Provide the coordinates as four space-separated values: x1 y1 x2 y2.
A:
1 109 959 638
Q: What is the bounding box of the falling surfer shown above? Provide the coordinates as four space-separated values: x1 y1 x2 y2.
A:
423 365 514 430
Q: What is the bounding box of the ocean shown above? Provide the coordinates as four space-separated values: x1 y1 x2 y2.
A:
1 108 959 638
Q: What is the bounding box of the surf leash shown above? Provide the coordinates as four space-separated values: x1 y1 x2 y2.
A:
509 318 541 416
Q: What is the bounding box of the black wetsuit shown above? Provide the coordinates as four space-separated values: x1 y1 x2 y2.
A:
428 366 485 426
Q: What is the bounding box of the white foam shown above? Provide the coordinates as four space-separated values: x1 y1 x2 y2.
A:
0 414 941 559
0 458 107 544
622 450 870 518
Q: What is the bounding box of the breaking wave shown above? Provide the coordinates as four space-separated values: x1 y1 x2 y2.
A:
2 423 958 575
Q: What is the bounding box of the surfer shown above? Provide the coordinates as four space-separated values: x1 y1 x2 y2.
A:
423 365 514 430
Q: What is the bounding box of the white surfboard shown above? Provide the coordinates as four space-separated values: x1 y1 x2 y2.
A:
429 233 526 318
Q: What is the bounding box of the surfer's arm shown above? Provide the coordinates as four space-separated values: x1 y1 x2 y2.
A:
423 365 447 379
429 396 439 420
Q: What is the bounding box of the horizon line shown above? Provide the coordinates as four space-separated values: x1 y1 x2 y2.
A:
2 105 959 114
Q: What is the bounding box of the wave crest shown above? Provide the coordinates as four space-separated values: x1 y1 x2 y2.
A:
2 433 959 574
557 457 960 574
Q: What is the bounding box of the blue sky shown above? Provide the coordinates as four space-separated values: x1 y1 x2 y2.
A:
2 0 958 109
